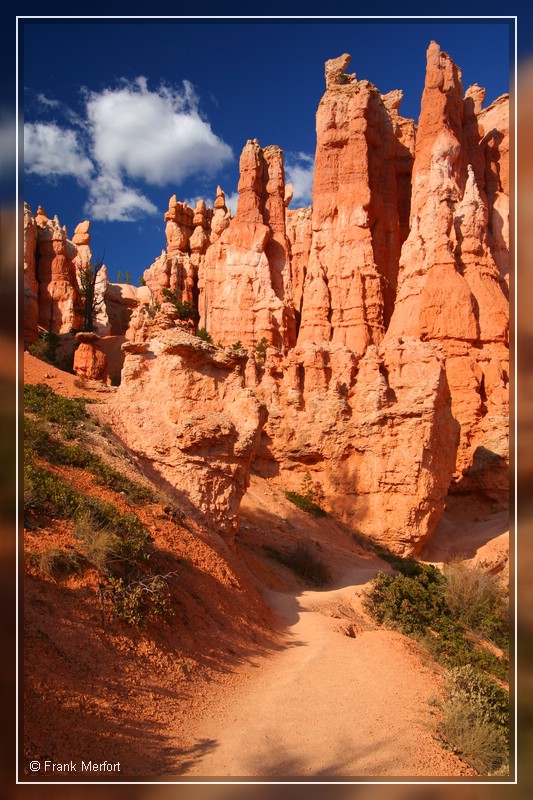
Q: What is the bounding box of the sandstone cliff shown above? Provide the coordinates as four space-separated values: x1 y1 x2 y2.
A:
107 327 267 545
384 42 509 503
24 42 509 555
297 54 415 351
199 140 296 352
251 337 459 554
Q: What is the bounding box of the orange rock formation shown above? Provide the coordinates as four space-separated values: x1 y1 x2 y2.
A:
384 42 509 502
108 328 267 545
199 139 296 352
24 43 509 554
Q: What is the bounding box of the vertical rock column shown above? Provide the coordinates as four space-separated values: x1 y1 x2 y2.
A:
298 54 409 352
35 206 82 334
286 204 312 332
198 139 296 352
142 196 197 305
385 41 509 499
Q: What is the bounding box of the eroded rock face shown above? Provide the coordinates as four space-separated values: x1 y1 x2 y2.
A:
286 205 312 326
24 43 509 554
24 205 111 341
251 337 458 555
71 221 110 336
108 329 267 543
142 194 216 315
478 94 510 289
73 332 110 383
297 54 414 351
384 42 509 503
104 283 151 337
34 206 82 335
198 139 296 352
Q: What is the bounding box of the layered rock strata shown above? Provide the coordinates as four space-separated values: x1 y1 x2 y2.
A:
384 42 509 502
23 205 111 344
250 337 459 555
108 327 267 544
34 205 82 336
25 43 509 554
297 53 415 351
142 195 217 312
199 140 296 352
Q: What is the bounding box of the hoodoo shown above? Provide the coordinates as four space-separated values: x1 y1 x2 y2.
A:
23 43 509 555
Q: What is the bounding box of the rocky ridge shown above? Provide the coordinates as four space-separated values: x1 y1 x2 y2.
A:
23 42 509 555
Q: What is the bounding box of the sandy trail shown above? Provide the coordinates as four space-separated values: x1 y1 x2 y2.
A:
172 565 471 778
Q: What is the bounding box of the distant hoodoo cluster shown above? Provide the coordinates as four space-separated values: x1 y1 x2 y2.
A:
24 43 509 555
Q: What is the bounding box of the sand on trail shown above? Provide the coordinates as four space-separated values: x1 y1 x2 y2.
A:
170 566 474 778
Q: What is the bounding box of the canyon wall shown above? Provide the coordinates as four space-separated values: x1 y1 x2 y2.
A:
384 42 509 502
24 42 509 554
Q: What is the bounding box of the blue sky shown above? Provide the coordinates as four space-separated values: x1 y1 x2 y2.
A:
21 17 513 285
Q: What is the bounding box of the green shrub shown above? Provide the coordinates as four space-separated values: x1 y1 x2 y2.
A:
24 384 87 436
24 415 155 504
364 557 510 774
285 491 327 517
81 499 152 566
90 460 155 503
231 341 244 351
438 665 509 775
285 472 327 517
160 288 197 322
255 336 268 364
104 573 175 627
28 331 60 363
24 461 152 565
195 327 213 343
146 301 161 319
442 560 509 649
373 545 431 577
363 564 508 680
24 411 175 629
73 510 119 573
447 665 509 729
364 567 446 637
439 696 508 775
24 461 81 517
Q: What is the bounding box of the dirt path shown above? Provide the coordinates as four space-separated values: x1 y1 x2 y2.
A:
170 565 473 778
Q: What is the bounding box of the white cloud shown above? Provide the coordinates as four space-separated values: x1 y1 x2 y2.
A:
86 78 233 185
24 77 234 223
284 152 314 207
36 93 61 110
86 174 157 222
35 92 84 127
24 122 93 180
